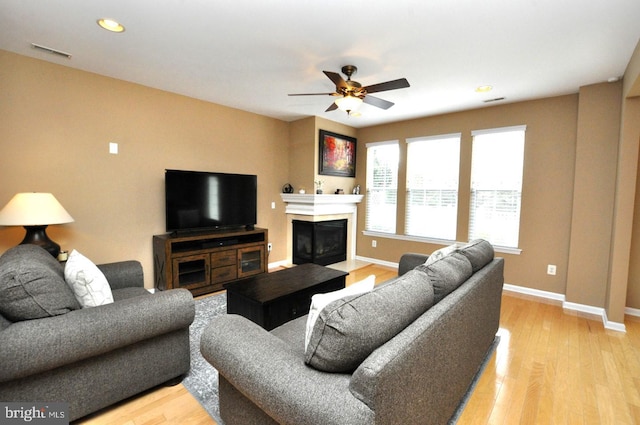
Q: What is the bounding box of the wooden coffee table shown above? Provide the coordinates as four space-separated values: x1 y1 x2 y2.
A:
224 263 348 330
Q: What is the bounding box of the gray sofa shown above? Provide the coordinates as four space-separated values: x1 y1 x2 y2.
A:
0 245 195 421
200 239 504 425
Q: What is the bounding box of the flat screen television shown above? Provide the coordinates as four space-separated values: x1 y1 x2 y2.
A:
165 169 257 234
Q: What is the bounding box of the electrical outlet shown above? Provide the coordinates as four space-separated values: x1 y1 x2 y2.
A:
372 240 377 248
547 264 557 275
271 201 276 209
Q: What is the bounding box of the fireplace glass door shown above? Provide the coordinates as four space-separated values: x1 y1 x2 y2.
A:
293 219 347 266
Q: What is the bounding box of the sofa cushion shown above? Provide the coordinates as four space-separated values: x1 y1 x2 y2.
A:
64 249 114 308
458 239 494 272
0 244 81 321
305 269 434 373
415 252 473 303
305 274 375 351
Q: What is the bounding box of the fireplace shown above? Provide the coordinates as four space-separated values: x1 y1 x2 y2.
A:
281 194 364 266
293 219 347 266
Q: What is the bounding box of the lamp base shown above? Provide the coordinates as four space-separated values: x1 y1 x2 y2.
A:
20 225 61 258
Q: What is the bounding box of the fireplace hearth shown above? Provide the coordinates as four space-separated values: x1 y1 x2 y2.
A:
293 219 347 266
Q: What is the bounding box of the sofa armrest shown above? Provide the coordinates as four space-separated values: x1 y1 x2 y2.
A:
98 260 144 289
0 288 194 382
398 253 429 276
200 314 372 425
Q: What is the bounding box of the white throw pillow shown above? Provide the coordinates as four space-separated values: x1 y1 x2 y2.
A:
304 275 376 351
64 250 114 308
424 242 464 266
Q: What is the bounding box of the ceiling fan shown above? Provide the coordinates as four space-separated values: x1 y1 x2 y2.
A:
289 65 410 115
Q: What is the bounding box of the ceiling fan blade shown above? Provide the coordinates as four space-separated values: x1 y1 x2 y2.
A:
363 78 410 94
325 102 339 112
323 71 348 89
288 92 336 96
363 95 395 110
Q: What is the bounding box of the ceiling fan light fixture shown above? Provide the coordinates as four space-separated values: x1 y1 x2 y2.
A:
289 65 409 115
335 95 363 114
97 18 125 33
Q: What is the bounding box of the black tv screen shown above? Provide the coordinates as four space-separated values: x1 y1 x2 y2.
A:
165 169 257 233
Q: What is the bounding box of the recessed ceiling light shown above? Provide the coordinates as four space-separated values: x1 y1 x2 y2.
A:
475 85 493 93
97 18 125 33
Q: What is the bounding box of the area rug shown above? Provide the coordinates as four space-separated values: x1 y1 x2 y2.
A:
183 293 499 425
182 292 227 423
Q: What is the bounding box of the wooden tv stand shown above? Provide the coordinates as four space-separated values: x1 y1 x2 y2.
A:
153 227 268 296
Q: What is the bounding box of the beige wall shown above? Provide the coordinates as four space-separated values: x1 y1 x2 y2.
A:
0 50 290 289
611 96 640 321
566 82 622 308
610 38 640 321
3 41 640 319
287 116 357 194
288 117 316 193
355 95 579 295
624 40 640 98
624 98 640 310
352 39 640 323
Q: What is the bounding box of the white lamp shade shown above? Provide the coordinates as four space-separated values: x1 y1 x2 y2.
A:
0 193 74 226
335 95 363 112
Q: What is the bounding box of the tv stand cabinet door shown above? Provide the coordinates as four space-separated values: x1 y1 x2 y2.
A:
238 245 266 278
172 253 210 290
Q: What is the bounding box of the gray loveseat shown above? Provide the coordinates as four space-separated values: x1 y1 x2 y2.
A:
201 239 504 425
0 245 195 421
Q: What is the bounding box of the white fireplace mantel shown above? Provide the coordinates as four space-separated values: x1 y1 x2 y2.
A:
280 194 364 216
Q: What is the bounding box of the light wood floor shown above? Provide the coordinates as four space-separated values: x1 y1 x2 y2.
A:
76 264 640 424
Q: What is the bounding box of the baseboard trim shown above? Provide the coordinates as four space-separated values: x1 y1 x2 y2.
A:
625 306 640 317
504 283 626 333
354 255 399 269
603 310 627 332
354 257 628 332
268 259 289 269
503 283 565 303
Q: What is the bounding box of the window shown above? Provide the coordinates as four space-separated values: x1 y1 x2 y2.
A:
405 133 461 240
365 141 399 233
469 126 526 248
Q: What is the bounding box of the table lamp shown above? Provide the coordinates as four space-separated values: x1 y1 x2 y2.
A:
0 192 74 258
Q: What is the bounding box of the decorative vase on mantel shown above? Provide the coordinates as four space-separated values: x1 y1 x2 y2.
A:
314 180 324 195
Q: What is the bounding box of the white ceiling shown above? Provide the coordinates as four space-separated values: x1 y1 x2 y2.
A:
1 0 639 128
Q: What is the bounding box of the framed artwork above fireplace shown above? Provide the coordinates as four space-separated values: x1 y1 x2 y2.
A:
318 130 357 177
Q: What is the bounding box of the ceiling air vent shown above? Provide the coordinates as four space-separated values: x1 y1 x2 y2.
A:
483 97 505 103
31 43 72 59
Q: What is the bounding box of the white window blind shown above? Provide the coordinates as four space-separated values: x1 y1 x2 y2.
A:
469 126 526 248
365 141 399 233
405 133 461 240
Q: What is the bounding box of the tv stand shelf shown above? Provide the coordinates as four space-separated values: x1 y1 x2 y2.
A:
153 228 268 296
